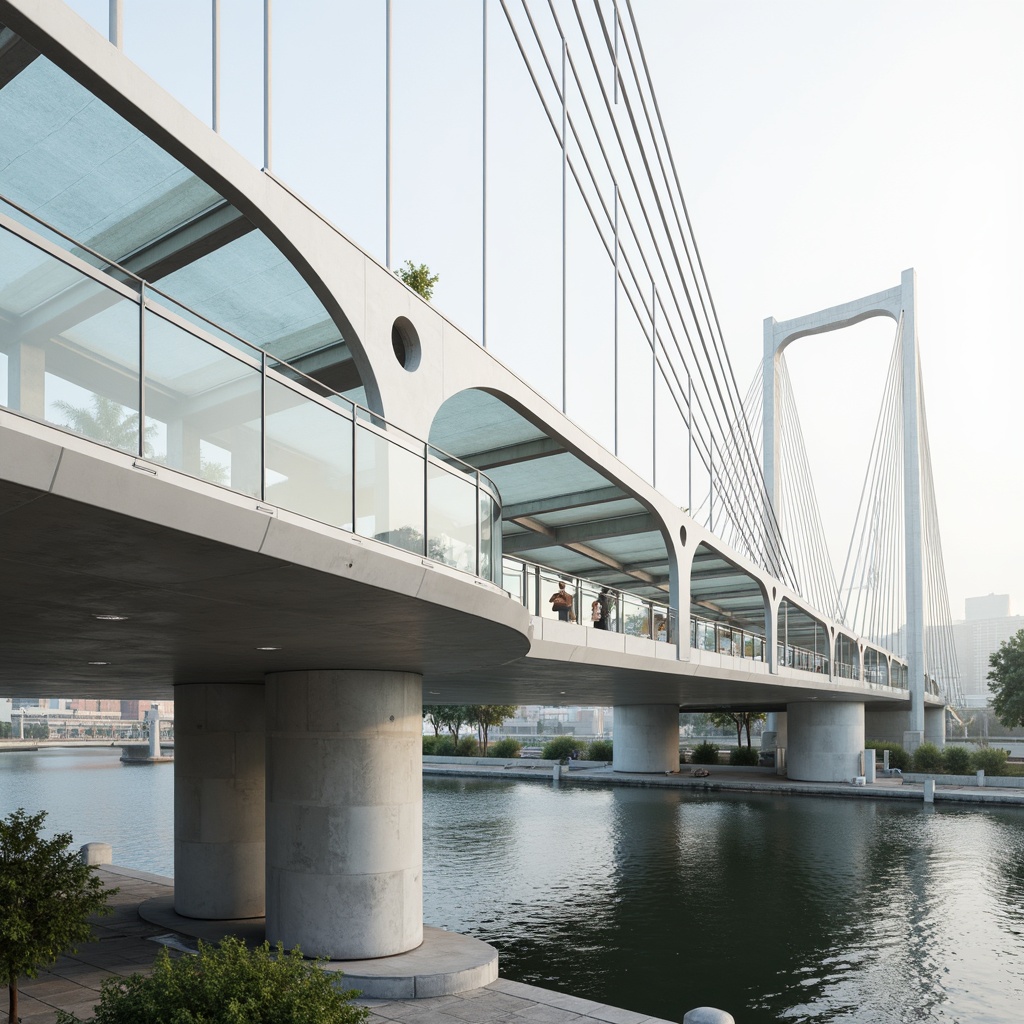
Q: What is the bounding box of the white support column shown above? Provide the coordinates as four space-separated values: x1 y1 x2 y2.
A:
786 701 864 783
265 670 422 959
924 705 946 746
174 682 266 919
613 704 679 773
900 268 926 740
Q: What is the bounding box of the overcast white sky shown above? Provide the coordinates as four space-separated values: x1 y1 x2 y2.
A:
65 0 1024 619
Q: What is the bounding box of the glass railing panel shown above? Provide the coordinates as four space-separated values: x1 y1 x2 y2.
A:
426 461 478 573
354 423 425 554
0 226 143 450
264 376 353 529
481 492 501 583
622 595 650 637
143 310 262 496
147 290 262 363
502 557 525 606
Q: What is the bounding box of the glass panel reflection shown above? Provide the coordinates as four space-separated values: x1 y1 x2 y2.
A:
355 425 425 554
427 461 477 573
144 310 261 496
0 227 142 451
265 376 353 529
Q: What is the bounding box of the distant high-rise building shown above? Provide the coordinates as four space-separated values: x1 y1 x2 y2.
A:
952 595 1024 708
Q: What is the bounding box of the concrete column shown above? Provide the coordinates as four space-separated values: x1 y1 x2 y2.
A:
265 670 422 959
864 708 914 747
174 682 266 919
786 701 864 783
613 704 679 773
924 706 946 746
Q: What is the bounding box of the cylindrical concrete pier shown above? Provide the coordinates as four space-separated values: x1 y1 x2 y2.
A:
924 705 946 746
174 682 266 919
786 701 864 783
265 670 423 960
613 704 679 773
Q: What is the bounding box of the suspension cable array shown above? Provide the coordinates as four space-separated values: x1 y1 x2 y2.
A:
492 0 796 585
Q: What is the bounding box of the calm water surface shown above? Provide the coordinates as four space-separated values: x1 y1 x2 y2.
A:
3 748 1023 1023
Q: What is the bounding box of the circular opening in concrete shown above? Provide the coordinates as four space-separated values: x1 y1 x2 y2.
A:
391 316 421 371
679 525 687 547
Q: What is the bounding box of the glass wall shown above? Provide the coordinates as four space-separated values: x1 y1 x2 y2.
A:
0 216 503 585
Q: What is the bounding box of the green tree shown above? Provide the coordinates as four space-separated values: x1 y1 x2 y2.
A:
424 704 469 748
57 936 369 1024
706 711 766 748
989 628 1024 728
467 705 518 755
0 808 117 1023
395 260 439 300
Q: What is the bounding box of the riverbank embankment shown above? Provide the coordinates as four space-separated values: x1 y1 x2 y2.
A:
423 757 1024 806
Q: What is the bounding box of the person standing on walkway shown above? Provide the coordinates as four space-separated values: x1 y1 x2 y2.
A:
592 587 611 630
549 580 574 621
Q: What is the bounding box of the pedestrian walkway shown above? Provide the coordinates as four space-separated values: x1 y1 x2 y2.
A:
0 867 676 1024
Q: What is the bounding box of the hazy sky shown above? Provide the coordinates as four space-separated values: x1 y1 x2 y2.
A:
62 0 1023 619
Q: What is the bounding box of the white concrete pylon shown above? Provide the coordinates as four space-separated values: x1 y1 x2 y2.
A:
786 701 864 783
613 704 680 773
265 670 423 959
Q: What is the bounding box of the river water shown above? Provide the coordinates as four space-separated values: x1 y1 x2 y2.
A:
2 747 1023 1023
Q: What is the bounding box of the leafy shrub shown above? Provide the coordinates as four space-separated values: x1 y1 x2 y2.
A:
488 738 523 758
427 735 456 756
941 745 973 775
728 746 760 766
689 741 720 765
586 739 613 761
971 747 1009 775
866 741 911 772
456 735 480 757
912 742 944 773
541 736 585 762
56 936 369 1024
422 735 438 754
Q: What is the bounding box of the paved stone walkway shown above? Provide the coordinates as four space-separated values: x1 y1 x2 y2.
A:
0 868 674 1024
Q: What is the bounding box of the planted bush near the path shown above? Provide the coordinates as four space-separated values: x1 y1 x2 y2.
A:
541 736 586 761
971 747 1009 775
55 937 369 1024
728 746 760 767
456 735 480 757
586 739 613 761
689 741 720 765
912 742 944 773
487 738 523 758
941 745 973 775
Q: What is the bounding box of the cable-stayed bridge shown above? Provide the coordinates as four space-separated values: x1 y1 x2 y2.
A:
0 0 959 968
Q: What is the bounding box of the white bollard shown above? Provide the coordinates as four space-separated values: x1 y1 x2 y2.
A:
924 779 935 804
863 749 876 784
80 842 112 866
976 769 985 788
683 1009 735 1024
552 762 561 781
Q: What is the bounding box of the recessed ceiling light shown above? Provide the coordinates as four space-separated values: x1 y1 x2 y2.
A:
88 661 109 666
94 615 128 621
255 646 281 651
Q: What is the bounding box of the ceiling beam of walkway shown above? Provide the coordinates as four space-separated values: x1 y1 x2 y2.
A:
502 485 627 519
503 513 657 553
461 436 564 470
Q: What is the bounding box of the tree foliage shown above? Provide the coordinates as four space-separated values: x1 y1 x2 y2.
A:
56 936 369 1024
988 628 1024 728
395 260 439 300
706 711 766 748
466 704 518 754
0 808 116 1024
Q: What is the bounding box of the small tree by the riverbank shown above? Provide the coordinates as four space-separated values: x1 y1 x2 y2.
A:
56 937 369 1024
989 629 1024 729
0 808 116 1023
